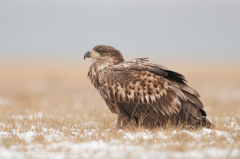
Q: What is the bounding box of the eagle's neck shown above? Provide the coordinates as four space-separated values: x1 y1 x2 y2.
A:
88 57 124 87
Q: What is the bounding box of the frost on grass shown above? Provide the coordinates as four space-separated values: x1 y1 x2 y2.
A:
0 113 239 159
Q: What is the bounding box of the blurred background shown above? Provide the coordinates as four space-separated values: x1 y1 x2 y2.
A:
0 0 240 116
0 0 240 61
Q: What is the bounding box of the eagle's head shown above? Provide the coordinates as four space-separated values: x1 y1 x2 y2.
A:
84 45 124 64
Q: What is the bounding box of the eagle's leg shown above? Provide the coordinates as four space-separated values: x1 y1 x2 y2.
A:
116 114 138 129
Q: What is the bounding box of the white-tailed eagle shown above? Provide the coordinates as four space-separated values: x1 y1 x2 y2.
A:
84 45 213 128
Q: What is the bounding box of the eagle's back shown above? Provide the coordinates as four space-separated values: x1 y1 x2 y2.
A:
90 58 212 128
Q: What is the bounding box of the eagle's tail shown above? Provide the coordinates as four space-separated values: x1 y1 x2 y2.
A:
200 116 215 128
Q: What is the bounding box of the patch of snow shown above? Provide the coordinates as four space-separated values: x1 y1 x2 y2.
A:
229 122 239 130
124 133 136 140
0 123 6 128
31 125 36 130
15 130 36 143
0 141 238 159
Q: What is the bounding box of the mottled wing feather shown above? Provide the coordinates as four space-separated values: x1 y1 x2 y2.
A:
98 58 204 124
99 70 182 117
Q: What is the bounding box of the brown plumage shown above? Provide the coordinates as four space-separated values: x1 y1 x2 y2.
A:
84 45 213 128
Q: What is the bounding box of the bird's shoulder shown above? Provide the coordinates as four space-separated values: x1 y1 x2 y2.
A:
99 58 186 84
107 58 166 70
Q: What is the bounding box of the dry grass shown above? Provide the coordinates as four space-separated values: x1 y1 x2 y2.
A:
0 60 239 158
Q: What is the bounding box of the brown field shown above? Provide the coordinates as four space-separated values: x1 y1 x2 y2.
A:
0 60 239 158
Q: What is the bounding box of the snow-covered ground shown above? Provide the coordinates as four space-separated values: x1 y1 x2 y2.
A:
0 113 239 159
1 140 239 159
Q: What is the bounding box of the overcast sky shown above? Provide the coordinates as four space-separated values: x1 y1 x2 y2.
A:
0 0 239 61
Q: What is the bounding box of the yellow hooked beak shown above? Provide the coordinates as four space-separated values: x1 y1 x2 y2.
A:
84 50 101 60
